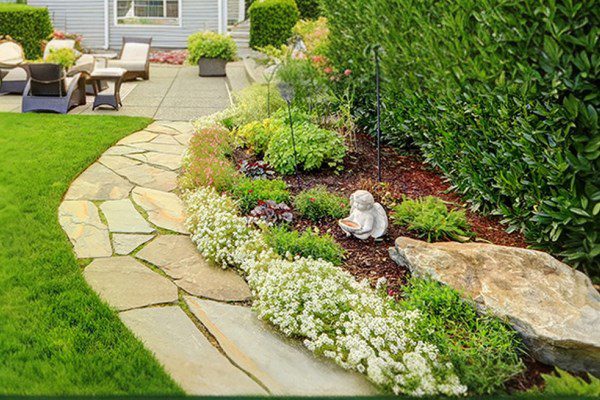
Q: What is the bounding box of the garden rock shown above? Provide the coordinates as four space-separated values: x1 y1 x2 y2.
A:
389 237 600 376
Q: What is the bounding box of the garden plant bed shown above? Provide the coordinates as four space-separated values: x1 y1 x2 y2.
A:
234 132 527 292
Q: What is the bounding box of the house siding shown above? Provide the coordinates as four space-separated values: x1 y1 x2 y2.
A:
28 0 220 50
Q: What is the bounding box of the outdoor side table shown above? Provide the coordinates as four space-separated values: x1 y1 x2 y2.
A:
90 68 126 110
86 53 118 94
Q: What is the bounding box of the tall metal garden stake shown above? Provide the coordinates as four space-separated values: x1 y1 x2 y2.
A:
375 46 383 182
263 64 280 118
278 82 301 187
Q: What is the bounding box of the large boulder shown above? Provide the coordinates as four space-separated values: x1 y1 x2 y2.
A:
389 237 600 376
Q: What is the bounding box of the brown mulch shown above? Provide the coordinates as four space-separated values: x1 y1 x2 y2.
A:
234 133 550 392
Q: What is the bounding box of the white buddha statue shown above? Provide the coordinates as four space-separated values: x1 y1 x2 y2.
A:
339 190 388 240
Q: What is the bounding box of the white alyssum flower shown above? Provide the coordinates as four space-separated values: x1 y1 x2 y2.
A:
184 186 467 397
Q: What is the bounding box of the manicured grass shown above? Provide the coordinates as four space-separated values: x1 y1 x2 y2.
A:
0 113 182 395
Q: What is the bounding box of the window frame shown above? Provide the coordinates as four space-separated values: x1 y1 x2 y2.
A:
114 0 183 28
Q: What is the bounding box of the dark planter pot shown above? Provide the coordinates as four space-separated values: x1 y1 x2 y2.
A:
198 57 228 77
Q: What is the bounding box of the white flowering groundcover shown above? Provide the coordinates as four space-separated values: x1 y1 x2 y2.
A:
183 186 468 396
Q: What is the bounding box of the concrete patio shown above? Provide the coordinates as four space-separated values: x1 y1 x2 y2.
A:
0 64 238 121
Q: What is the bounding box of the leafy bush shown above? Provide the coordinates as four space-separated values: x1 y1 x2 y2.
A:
293 17 329 55
400 277 524 395
392 196 472 242
0 4 53 59
265 112 346 174
531 369 600 396
250 200 293 224
230 84 286 128
294 186 348 221
180 126 237 192
187 31 237 63
265 225 345 265
235 119 280 154
45 48 77 69
230 177 290 212
320 0 600 277
295 0 321 20
249 0 299 49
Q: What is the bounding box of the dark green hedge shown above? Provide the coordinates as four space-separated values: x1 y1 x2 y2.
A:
0 4 53 59
296 0 320 19
249 0 299 49
321 0 600 277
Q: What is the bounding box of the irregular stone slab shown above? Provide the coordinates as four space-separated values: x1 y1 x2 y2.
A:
120 306 267 395
113 233 154 255
84 256 177 311
112 163 178 192
174 133 193 146
185 297 377 396
127 151 183 171
103 145 146 156
389 237 600 376
65 163 133 200
137 235 251 301
100 199 155 233
130 142 186 156
132 187 188 234
117 130 158 145
161 121 194 135
151 134 181 146
98 155 141 172
144 122 180 135
59 201 112 258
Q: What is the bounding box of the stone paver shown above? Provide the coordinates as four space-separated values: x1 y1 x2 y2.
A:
112 163 178 192
100 199 155 233
113 233 155 255
99 155 141 171
117 130 158 145
185 297 377 396
129 142 187 156
145 122 181 135
127 151 183 171
119 306 267 395
137 236 251 302
59 201 112 258
65 163 133 201
132 187 188 234
151 135 180 146
104 145 145 156
84 256 178 311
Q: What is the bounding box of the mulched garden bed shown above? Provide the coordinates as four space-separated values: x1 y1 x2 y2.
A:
233 132 550 392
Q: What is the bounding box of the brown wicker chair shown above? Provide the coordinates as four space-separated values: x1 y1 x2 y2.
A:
22 63 86 114
107 37 152 81
0 37 28 94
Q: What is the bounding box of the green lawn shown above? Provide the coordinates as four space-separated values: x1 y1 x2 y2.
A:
0 113 182 395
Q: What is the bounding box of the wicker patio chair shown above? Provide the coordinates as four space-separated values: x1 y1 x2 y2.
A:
107 37 152 81
22 63 86 114
0 37 28 94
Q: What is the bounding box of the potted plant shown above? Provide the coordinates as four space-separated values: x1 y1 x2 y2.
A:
187 31 237 77
44 47 78 71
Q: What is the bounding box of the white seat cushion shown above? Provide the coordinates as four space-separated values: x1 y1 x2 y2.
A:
44 39 80 60
106 59 146 71
0 41 24 65
91 67 127 77
2 67 27 81
121 42 150 61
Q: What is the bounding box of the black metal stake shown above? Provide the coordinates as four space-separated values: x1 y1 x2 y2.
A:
267 82 271 118
287 101 301 187
375 47 382 182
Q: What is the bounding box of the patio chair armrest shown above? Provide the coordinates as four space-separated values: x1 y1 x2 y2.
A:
66 73 82 96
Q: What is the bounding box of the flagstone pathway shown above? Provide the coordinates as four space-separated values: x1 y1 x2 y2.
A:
58 120 376 396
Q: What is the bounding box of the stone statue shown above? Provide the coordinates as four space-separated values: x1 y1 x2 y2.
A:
338 190 388 240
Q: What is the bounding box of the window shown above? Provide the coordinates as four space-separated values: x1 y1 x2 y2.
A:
116 0 180 26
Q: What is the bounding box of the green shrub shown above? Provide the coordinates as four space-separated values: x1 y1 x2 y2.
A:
0 4 53 59
295 0 321 20
400 277 524 395
235 119 280 155
320 0 600 277
392 196 472 242
187 31 237 63
230 177 290 212
265 112 346 174
531 369 600 396
294 186 348 221
249 0 299 49
292 17 329 55
264 225 345 265
45 48 77 69
231 84 286 128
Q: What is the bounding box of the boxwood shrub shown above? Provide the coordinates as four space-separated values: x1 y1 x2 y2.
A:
0 4 53 59
320 0 600 277
249 0 299 49
295 0 321 20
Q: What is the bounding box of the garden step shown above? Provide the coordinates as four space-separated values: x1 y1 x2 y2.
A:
185 297 378 396
137 235 252 302
120 306 268 395
84 256 178 311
